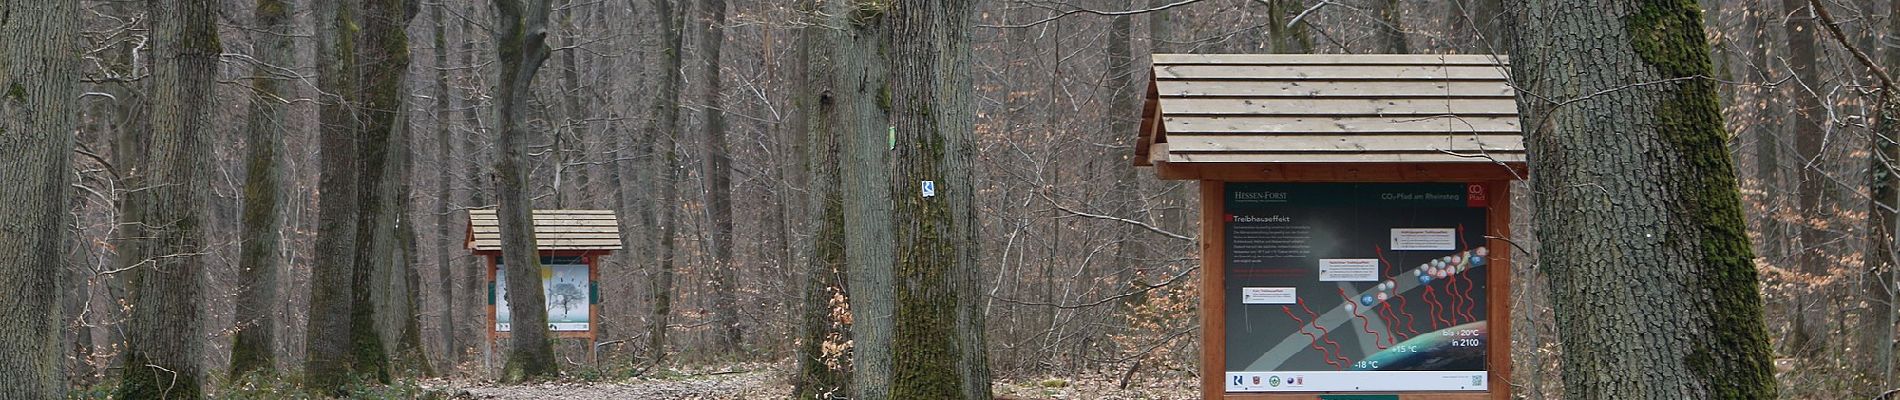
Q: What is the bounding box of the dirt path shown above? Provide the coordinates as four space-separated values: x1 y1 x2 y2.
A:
442 367 785 400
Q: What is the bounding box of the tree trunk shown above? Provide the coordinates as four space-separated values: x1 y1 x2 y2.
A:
491 0 560 382
792 2 852 397
230 0 293 379
647 0 687 367
430 1 461 370
699 0 741 355
883 1 992 398
1266 0 1312 54
0 1 80 397
1149 0 1175 53
1506 0 1778 397
458 1 491 358
348 0 416 384
118 0 219 397
1747 0 1783 261
1374 0 1408 53
1782 0 1828 358
834 0 896 397
305 0 364 391
1451 0 1506 52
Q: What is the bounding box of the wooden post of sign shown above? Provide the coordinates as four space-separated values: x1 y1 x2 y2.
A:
1201 180 1227 400
1484 182 1513 400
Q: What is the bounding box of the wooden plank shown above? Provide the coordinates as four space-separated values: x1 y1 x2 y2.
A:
1157 80 1513 98
1154 53 1508 66
1163 116 1520 135
1168 152 1526 164
1485 182 1514 400
1158 98 1518 116
1154 162 1527 182
465 215 619 221
469 219 621 227
470 239 623 246
1201 181 1226 400
1168 134 1524 153
1155 65 1508 81
471 226 622 233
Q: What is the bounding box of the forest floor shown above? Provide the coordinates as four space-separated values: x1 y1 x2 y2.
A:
428 361 1198 399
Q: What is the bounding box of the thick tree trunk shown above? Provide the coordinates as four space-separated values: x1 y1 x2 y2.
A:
1506 0 1778 398
884 1 992 398
305 0 364 391
834 1 896 397
647 0 687 366
230 0 293 379
1782 0 1828 358
430 1 461 369
118 0 219 397
0 1 80 397
699 0 742 355
491 0 560 382
347 0 414 384
792 2 852 397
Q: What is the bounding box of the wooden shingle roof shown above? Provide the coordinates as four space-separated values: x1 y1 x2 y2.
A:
1136 54 1526 170
466 209 623 252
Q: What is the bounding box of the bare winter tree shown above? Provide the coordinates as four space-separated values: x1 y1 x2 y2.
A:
230 0 294 379
491 0 560 381
118 0 219 396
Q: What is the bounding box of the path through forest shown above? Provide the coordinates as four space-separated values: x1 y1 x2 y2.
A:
441 367 783 400
429 362 1198 400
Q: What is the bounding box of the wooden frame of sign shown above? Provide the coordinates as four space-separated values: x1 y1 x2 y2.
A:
466 209 623 367
1133 54 1528 399
1194 174 1518 400
480 250 606 342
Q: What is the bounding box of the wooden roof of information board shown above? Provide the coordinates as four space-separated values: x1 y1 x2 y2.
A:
466 209 623 252
1136 54 1527 180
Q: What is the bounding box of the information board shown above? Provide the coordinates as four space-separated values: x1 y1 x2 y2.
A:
1223 183 1490 392
494 256 593 332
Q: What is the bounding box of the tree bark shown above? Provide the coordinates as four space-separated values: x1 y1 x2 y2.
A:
1506 0 1779 397
348 0 414 384
0 0 80 397
647 0 687 367
230 0 293 379
1782 0 1828 358
834 0 896 397
118 0 219 397
491 0 560 382
884 1 992 398
699 0 742 355
430 1 461 369
305 0 364 391
792 1 853 397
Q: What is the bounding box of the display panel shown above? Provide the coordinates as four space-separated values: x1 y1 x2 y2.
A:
1223 183 1490 392
495 256 592 332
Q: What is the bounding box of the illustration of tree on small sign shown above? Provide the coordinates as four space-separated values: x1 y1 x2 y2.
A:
551 283 584 316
